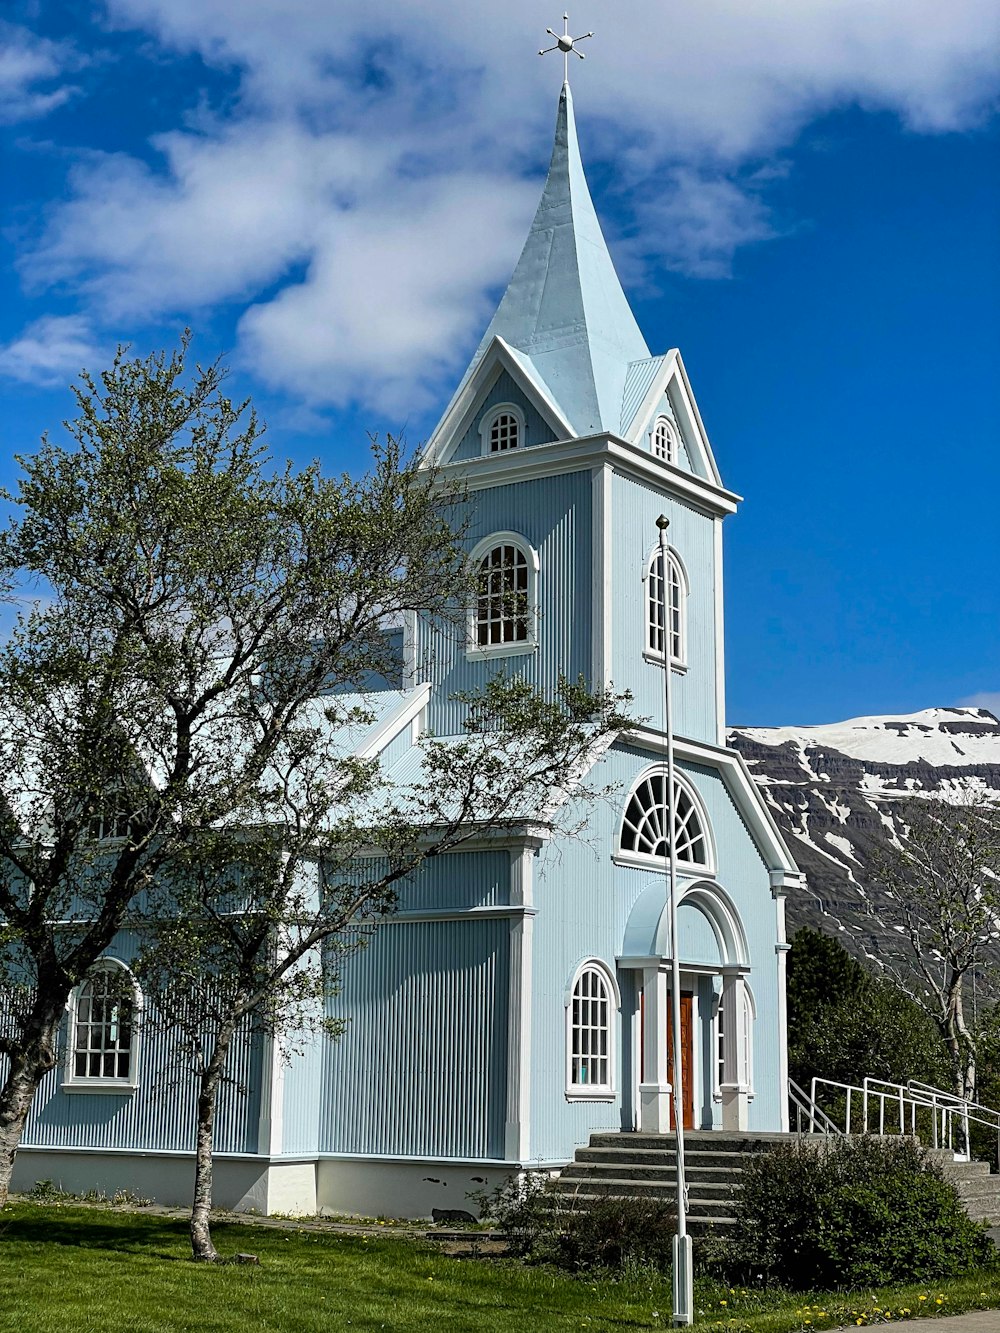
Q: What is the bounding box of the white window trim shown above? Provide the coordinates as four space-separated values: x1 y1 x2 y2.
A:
564 959 620 1102
613 765 716 875
62 957 142 1094
651 415 678 464
642 541 689 670
714 981 756 1101
466 531 540 660
479 403 526 457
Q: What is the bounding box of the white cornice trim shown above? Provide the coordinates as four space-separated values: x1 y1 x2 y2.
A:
422 337 574 466
440 432 740 516
620 726 798 873
353 683 431 761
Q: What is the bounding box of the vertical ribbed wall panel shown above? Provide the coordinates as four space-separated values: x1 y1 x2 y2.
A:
321 918 509 1159
451 371 556 462
610 471 717 743
327 851 509 913
425 471 592 736
19 930 262 1156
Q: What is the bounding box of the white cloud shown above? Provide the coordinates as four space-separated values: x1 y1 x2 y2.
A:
0 315 101 388
0 21 80 124
13 0 1000 410
957 693 1000 718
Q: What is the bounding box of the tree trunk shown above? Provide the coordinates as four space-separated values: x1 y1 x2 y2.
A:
189 1018 238 1262
0 1017 60 1208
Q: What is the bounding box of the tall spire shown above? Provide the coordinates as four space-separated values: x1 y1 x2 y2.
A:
467 82 650 437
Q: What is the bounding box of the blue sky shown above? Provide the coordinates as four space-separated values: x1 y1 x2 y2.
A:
1 1 998 726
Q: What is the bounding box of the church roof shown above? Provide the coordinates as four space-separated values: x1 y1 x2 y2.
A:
448 82 650 440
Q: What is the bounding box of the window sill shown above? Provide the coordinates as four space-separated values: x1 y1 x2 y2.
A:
565 1090 617 1103
642 651 687 674
466 640 538 662
61 1081 138 1095
612 851 714 876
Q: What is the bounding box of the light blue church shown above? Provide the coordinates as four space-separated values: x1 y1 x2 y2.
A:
13 85 801 1219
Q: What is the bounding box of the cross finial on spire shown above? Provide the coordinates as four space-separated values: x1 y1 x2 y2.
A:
539 13 593 84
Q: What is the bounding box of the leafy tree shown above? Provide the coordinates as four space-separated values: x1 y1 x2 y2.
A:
787 928 950 1095
137 675 627 1262
868 792 1000 1104
0 337 630 1237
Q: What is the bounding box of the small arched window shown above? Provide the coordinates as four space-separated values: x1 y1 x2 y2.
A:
469 533 538 657
566 962 617 1097
619 769 712 870
480 404 525 455
647 547 687 665
652 417 676 463
65 960 140 1090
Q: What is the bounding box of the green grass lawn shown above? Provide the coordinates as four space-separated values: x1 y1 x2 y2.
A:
1 1202 999 1332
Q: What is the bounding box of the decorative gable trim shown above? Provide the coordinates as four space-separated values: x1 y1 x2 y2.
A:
422 337 574 467
621 726 799 874
353 683 431 761
622 349 723 487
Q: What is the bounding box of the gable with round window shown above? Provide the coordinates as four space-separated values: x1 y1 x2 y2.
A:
651 416 678 463
479 403 525 455
617 768 714 872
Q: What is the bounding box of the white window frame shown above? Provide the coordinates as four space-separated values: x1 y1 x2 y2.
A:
565 959 620 1101
712 982 756 1101
642 542 688 670
614 765 716 874
479 403 526 456
651 416 678 464
63 958 141 1094
466 531 539 660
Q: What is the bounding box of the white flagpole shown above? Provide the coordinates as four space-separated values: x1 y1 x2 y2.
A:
657 514 693 1326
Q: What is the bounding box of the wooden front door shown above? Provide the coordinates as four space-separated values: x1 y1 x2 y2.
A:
639 988 696 1131
667 992 695 1131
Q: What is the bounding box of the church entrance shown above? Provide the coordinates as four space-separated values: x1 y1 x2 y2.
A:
639 987 695 1130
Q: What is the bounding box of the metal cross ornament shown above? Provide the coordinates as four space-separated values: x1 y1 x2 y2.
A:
539 13 593 83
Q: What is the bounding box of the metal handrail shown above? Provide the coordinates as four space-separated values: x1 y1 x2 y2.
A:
802 1074 999 1162
788 1078 842 1136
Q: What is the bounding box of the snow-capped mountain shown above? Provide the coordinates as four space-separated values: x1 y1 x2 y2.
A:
728 707 1000 985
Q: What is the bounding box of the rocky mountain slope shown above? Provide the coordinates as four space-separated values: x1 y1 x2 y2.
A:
727 707 1000 990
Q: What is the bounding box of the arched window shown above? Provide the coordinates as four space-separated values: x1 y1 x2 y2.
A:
468 533 538 657
646 547 687 665
652 417 677 463
618 769 713 870
65 960 140 1090
566 962 617 1097
480 404 525 455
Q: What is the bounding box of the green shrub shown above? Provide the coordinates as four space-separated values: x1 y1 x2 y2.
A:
480 1172 676 1273
718 1136 995 1289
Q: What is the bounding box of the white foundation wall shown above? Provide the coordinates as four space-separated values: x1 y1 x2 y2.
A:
11 1148 318 1216
317 1159 517 1220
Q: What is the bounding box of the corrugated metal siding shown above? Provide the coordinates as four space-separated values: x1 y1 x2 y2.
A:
620 356 664 436
631 388 696 474
610 471 717 744
19 929 263 1155
450 371 557 462
425 471 592 735
526 742 781 1160
327 851 509 914
280 1031 322 1154
320 918 509 1158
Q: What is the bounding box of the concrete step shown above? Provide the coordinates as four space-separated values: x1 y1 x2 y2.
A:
587 1132 786 1153
560 1164 736 1193
951 1177 1000 1203
543 1195 735 1233
557 1174 735 1201
577 1146 757 1168
941 1160 992 1181
551 1180 734 1213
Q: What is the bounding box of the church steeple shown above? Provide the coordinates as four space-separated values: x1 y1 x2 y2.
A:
462 82 650 438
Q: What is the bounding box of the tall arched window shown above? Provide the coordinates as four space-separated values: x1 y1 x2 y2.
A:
469 533 538 657
480 404 525 455
65 960 140 1090
618 769 713 871
652 417 677 463
566 962 617 1097
647 547 687 665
